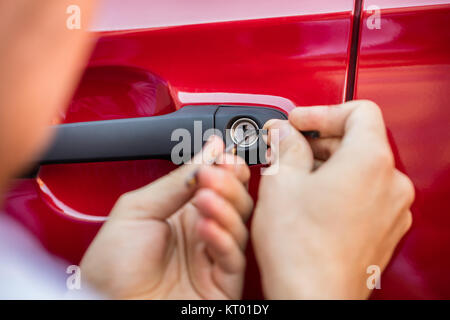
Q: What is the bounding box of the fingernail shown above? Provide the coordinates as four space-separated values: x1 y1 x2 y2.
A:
263 119 278 130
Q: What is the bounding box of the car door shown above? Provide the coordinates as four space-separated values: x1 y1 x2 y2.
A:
354 0 450 299
9 0 449 300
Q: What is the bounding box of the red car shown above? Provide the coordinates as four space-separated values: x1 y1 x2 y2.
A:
4 0 450 299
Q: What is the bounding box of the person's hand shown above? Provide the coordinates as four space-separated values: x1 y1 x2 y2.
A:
81 136 253 299
252 100 415 299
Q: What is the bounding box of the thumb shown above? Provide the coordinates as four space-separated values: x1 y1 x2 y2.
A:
111 136 224 220
264 119 313 172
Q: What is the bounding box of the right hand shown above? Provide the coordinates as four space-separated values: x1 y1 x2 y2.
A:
252 100 415 299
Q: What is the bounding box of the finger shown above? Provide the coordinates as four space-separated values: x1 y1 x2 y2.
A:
307 137 341 161
402 210 413 236
289 100 387 140
340 100 388 149
263 119 314 172
111 136 224 220
389 210 413 247
374 209 413 274
386 171 414 246
214 152 251 184
196 166 254 217
289 105 347 138
193 189 248 249
197 218 246 274
393 170 416 210
305 101 391 174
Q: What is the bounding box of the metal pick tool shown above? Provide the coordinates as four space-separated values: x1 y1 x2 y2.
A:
224 128 261 155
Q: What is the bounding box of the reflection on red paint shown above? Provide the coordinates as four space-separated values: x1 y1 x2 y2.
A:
356 4 450 299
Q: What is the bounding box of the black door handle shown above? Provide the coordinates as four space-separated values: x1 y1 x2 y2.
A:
39 105 288 166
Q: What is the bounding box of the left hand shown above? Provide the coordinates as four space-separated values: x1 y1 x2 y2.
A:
81 136 253 299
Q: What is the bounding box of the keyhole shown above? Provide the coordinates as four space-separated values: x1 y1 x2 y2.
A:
230 118 259 147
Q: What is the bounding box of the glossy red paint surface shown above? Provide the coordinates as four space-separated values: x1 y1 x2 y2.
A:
62 66 176 124
4 4 353 299
356 3 450 299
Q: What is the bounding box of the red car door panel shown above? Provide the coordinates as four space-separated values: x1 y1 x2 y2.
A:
355 0 450 299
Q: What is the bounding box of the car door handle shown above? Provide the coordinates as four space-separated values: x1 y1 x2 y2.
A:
38 105 292 166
